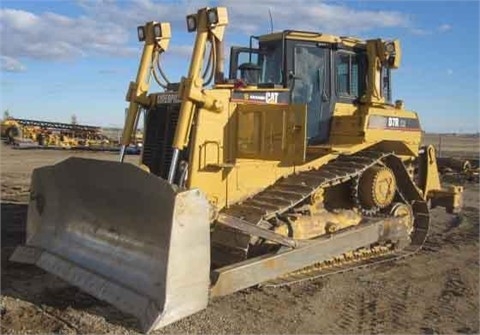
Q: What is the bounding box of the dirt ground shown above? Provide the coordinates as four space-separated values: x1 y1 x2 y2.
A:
1 145 479 334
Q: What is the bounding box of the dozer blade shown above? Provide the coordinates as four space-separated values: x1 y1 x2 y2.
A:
10 157 210 333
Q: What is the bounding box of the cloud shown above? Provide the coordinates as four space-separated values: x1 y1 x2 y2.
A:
0 7 136 63
446 68 453 75
97 69 122 75
408 23 452 36
409 24 452 36
221 0 410 35
167 45 193 58
0 0 413 67
437 24 452 32
1 55 26 72
409 27 431 36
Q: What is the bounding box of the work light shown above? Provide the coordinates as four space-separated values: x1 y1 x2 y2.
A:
385 42 395 53
137 26 145 42
186 14 197 32
153 23 162 38
207 8 219 25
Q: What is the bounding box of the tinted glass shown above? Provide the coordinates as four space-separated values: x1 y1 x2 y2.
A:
231 41 283 85
351 57 359 96
258 42 283 84
337 54 350 95
292 44 328 140
336 51 366 98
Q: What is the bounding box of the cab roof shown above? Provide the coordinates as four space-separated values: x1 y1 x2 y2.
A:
258 30 366 48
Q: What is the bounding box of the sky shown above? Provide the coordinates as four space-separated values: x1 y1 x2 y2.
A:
0 0 479 132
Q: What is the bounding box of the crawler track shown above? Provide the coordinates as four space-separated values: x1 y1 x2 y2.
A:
212 151 430 282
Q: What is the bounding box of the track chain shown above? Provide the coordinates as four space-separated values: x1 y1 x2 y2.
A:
212 151 430 284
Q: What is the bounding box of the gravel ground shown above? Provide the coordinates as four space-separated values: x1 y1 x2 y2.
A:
1 146 478 334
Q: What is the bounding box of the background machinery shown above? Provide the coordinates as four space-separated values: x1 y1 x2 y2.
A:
0 117 110 148
12 7 462 333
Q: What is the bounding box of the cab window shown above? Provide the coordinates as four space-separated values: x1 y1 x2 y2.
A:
382 67 392 102
229 41 284 86
335 51 366 99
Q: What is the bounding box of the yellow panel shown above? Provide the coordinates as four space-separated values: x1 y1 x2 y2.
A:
187 89 232 208
236 103 307 164
364 109 422 155
229 159 289 205
328 103 364 145
258 31 365 48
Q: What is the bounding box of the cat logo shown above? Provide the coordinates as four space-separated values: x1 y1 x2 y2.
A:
265 91 279 104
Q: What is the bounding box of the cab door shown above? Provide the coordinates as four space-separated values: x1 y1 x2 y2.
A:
287 42 332 144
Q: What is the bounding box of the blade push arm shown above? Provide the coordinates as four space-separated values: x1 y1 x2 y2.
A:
167 7 228 183
120 22 171 161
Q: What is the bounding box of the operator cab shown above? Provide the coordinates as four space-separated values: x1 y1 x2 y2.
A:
229 30 392 145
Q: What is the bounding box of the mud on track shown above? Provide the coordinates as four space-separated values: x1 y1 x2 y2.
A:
1 146 478 334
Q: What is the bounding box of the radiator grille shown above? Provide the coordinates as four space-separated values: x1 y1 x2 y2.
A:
142 103 181 179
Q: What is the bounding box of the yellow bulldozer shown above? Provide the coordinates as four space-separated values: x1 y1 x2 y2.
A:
11 7 463 333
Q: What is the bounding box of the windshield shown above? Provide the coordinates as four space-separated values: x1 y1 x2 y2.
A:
257 41 283 85
231 40 284 86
